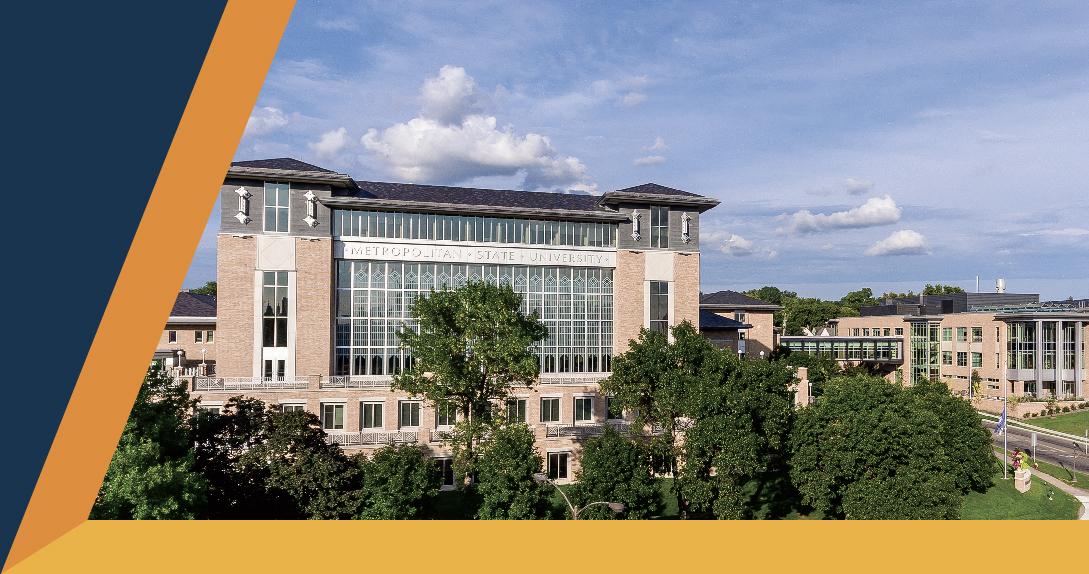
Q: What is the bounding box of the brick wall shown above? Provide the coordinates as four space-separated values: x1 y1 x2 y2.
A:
673 252 700 329
295 237 332 376
614 250 645 353
216 234 255 377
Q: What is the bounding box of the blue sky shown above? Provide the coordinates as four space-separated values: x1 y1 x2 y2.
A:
187 1 1089 300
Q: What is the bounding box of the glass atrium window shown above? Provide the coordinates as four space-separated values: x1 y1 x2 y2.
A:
262 271 288 348
334 210 616 248
649 281 669 334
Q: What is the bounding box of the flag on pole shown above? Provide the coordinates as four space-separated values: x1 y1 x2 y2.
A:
993 403 1007 435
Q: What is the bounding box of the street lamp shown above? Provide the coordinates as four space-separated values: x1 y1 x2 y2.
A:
532 472 625 520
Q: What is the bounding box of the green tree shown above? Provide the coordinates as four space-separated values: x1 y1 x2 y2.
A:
357 444 440 519
781 297 855 335
771 350 842 398
744 286 797 328
92 364 206 519
789 376 961 519
602 321 719 517
838 288 878 313
905 379 996 493
394 281 547 482
192 397 359 519
571 426 660 519
680 356 797 519
474 421 550 519
922 283 965 295
189 280 217 295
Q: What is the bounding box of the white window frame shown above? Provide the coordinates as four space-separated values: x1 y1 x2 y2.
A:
398 400 422 429
573 396 594 424
361 401 384 430
263 182 290 233
320 402 345 431
546 450 571 482
167 330 177 343
540 396 561 424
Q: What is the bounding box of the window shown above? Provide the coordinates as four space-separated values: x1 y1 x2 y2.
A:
942 351 952 365
547 452 569 480
895 328 903 336
956 352 968 367
956 327 968 342
883 328 891 336
972 327 983 343
650 206 669 248
649 281 669 334
280 403 304 413
734 312 747 323
606 397 623 420
851 328 860 336
971 352 982 368
995 353 1000 369
435 402 456 427
436 458 455 488
262 271 288 348
167 330 177 343
540 397 560 423
995 327 1000 343
197 405 221 415
862 329 870 337
506 398 526 423
263 359 285 380
574 397 594 423
399 401 421 428
205 330 214 343
942 328 952 342
194 331 203 343
361 402 383 429
321 403 344 431
263 182 290 233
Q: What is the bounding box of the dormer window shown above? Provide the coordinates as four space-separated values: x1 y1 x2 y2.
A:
650 206 669 248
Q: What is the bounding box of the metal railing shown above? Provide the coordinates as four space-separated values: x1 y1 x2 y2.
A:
320 375 393 389
325 430 419 447
537 374 609 386
193 376 309 391
545 420 631 438
429 428 454 443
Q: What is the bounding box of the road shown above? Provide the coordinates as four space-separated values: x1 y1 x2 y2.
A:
981 418 1088 474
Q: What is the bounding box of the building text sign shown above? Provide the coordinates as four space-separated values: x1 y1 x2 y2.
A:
335 240 616 268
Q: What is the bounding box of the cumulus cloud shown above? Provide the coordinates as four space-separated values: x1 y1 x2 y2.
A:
309 127 350 158
634 155 666 166
644 136 667 152
361 67 595 192
778 195 902 234
843 177 875 195
704 230 777 258
245 106 289 136
865 229 929 256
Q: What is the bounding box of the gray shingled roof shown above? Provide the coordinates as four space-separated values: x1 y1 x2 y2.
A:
699 309 752 330
345 180 609 213
700 290 776 307
232 158 336 173
614 183 701 198
171 292 216 317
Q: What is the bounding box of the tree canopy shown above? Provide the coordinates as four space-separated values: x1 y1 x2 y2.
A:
189 281 217 296
571 426 660 519
393 281 547 482
473 421 550 519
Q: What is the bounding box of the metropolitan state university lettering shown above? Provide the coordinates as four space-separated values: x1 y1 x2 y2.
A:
335 241 616 268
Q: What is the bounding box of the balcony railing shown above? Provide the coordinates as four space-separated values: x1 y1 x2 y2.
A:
537 373 609 386
429 428 454 443
545 420 631 438
194 376 309 391
320 375 393 389
325 430 419 447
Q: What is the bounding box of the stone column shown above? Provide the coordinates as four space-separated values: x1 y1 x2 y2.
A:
1077 321 1084 399
1034 319 1043 398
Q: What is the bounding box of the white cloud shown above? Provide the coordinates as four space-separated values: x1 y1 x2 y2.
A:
361 67 595 191
621 92 647 106
244 106 289 136
779 195 902 234
420 65 481 125
309 127 350 158
843 177 875 195
865 229 929 256
634 155 666 166
643 136 668 152
704 230 777 258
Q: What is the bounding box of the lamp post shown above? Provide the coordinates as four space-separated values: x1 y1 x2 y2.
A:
532 473 625 520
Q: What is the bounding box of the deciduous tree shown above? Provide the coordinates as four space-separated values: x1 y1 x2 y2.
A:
357 444 440 519
571 426 659 519
474 421 550 519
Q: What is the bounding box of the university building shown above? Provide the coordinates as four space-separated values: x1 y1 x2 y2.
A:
189 157 723 483
781 291 1088 402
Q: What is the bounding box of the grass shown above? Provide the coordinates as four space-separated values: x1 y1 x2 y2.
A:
1026 409 1089 436
1031 458 1089 488
961 468 1081 520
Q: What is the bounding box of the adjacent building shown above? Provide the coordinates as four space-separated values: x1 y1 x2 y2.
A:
781 293 1088 400
155 291 216 376
699 290 780 357
189 157 719 483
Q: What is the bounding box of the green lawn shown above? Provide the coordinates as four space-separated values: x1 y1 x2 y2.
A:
1032 458 1089 488
961 470 1080 520
1027 409 1089 436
